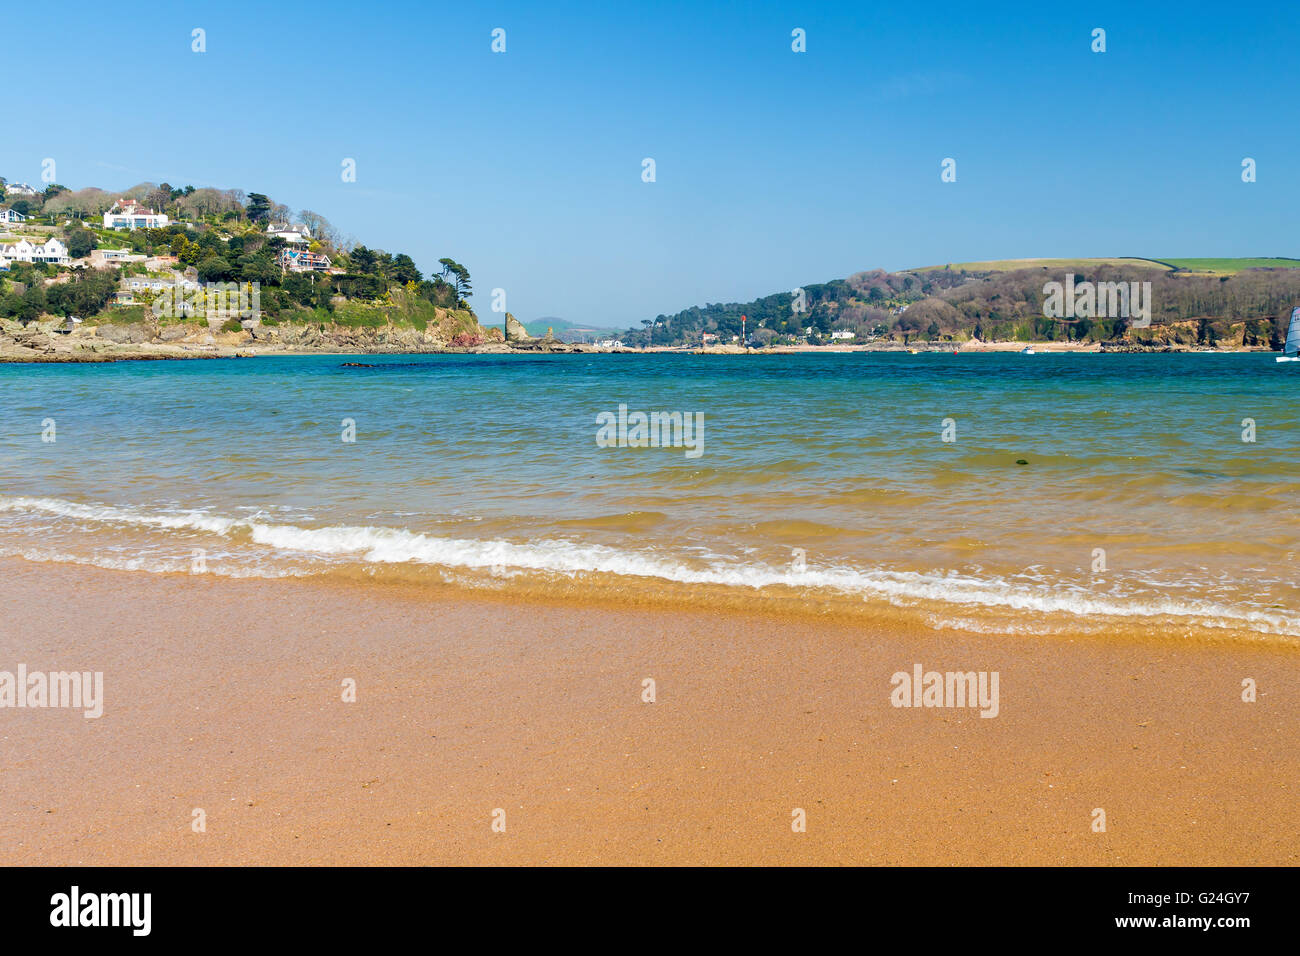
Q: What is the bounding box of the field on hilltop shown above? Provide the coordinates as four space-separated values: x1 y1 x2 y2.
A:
1154 258 1300 274
911 257 1300 276
912 257 1173 273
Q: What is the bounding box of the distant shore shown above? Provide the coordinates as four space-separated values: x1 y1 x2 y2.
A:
0 335 1277 363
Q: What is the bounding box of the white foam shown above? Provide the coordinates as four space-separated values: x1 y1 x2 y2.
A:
1 494 1295 635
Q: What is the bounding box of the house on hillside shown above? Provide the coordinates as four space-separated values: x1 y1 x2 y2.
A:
122 275 199 294
103 199 169 230
266 222 312 244
278 248 331 273
4 182 39 197
829 330 856 341
0 207 27 224
89 248 147 268
0 237 70 266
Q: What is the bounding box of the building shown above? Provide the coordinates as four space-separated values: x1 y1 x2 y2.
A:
0 207 27 224
88 248 147 268
121 275 200 294
103 199 170 230
3 182 39 197
0 237 70 266
278 248 331 273
829 330 856 341
266 222 312 244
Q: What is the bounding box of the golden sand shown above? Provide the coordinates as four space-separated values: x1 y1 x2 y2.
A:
1 556 1295 865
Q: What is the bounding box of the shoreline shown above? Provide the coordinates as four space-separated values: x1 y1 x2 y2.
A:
0 339 1278 363
3 555 1295 865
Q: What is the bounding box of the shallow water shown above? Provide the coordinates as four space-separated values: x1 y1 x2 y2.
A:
2 352 1297 641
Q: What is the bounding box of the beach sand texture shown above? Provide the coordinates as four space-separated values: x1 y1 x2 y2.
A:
2 558 1295 866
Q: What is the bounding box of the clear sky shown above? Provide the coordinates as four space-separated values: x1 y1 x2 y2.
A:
3 0 1296 328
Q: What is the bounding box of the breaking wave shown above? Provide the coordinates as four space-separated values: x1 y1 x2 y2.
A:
1 494 1296 638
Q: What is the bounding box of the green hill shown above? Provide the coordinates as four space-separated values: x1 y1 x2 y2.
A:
624 259 1300 349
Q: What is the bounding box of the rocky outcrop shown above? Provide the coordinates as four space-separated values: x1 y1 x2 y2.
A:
504 313 532 343
0 310 607 362
95 323 154 344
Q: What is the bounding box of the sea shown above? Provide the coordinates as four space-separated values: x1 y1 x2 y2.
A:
1 352 1297 643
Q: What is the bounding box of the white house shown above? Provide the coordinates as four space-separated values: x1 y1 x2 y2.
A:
0 237 70 266
103 199 169 230
88 248 147 268
3 182 39 197
0 207 27 224
121 275 200 293
266 221 312 244
829 330 856 341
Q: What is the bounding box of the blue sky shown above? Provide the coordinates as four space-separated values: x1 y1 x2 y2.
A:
2 0 1296 328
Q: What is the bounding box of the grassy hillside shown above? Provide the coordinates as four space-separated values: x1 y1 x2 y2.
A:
912 257 1174 273
0 177 479 334
1153 258 1300 274
913 257 1300 276
521 316 624 340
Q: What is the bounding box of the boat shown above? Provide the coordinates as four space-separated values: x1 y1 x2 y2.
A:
1020 346 1036 355
1277 307 1300 362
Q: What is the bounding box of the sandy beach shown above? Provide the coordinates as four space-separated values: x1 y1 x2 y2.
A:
2 556 1295 866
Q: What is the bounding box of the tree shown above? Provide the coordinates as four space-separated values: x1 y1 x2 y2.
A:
297 209 338 247
238 253 280 285
47 269 117 317
18 284 47 325
146 183 172 212
0 292 24 321
438 258 472 302
196 257 235 283
66 228 96 258
350 245 378 274
246 193 272 222
390 254 421 284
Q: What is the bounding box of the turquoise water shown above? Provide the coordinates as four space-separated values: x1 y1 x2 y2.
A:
2 352 1297 639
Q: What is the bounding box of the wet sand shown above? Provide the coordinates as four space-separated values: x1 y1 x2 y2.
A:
1 556 1295 866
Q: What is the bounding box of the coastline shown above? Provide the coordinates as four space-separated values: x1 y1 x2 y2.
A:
0 337 1277 363
3 555 1295 866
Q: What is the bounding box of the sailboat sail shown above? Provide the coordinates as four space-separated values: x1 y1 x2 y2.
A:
1287 307 1300 357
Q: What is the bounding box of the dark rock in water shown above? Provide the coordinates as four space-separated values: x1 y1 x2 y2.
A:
341 362 378 367
1016 459 1029 465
